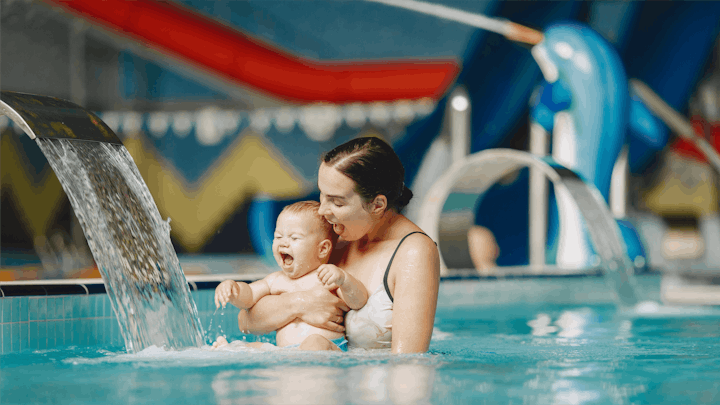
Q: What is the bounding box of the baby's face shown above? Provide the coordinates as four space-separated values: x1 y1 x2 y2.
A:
272 211 327 279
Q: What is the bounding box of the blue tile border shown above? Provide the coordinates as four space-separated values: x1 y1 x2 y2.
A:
29 298 38 321
2 324 10 353
11 323 20 351
37 322 48 350
19 322 28 351
29 322 38 350
19 298 28 322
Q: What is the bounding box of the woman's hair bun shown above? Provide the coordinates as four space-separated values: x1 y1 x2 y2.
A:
397 185 413 211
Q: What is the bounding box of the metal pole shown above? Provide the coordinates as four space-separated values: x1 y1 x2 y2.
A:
69 19 88 107
449 87 470 163
529 121 548 269
631 79 720 175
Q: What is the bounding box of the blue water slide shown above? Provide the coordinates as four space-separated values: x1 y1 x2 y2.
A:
459 4 720 269
479 22 637 267
397 1 582 186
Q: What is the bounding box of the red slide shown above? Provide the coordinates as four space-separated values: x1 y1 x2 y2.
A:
48 0 461 103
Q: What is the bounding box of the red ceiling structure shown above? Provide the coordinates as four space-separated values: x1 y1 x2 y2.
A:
48 0 461 103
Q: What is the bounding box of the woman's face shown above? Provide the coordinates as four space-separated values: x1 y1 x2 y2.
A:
318 163 374 241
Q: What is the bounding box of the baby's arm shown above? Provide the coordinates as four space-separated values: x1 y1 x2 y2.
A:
317 264 368 310
214 276 273 310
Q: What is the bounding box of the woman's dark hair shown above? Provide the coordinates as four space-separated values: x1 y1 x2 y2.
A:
322 136 413 212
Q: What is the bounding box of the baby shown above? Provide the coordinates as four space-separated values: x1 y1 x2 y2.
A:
213 201 368 351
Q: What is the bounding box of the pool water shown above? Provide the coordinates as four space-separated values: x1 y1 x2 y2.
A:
2 299 720 404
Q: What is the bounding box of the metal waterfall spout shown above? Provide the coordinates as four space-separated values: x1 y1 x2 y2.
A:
0 91 205 352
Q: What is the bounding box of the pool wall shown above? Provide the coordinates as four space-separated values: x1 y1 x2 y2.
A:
0 286 239 354
0 274 661 354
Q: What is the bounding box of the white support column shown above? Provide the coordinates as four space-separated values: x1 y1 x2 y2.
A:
449 87 470 162
529 121 549 269
609 145 629 219
69 19 88 107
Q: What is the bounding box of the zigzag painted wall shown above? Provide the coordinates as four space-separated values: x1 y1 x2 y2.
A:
0 103 431 257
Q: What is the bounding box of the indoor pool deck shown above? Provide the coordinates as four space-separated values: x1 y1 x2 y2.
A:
0 254 665 354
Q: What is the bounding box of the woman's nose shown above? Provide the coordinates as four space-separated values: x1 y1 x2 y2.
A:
318 199 330 216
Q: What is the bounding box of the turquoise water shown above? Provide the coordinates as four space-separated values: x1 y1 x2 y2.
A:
2 300 720 404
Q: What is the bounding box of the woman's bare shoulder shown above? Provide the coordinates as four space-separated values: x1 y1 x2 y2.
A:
386 220 440 293
390 216 435 245
388 218 439 266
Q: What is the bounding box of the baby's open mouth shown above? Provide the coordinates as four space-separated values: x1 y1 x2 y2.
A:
281 253 294 266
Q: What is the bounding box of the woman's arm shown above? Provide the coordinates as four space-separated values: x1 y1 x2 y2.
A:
388 235 441 354
239 286 350 334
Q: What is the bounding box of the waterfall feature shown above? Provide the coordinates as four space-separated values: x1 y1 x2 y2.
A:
1 91 204 352
417 149 639 307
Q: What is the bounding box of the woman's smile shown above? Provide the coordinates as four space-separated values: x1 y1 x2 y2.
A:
325 219 345 235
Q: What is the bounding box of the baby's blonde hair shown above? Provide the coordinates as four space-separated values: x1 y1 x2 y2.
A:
280 201 338 245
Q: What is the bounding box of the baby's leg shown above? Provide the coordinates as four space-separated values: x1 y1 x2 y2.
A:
246 342 278 350
298 334 342 351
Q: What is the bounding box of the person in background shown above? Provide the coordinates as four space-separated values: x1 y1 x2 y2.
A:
467 225 499 275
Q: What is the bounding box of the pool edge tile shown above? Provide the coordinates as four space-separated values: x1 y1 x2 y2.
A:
37 322 48 350
11 323 19 352
29 298 38 322
29 321 38 350
19 322 28 351
2 324 10 353
19 297 29 322
38 297 47 321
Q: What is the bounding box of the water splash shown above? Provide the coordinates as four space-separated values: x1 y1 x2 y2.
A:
36 138 204 352
205 308 227 345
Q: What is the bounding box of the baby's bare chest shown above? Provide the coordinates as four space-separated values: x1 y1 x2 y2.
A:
270 272 324 295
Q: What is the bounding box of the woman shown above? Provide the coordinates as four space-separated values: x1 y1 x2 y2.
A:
240 137 440 353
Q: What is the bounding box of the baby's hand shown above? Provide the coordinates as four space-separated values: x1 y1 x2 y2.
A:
317 264 346 290
215 280 240 309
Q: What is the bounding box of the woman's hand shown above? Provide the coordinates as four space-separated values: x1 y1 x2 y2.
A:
214 280 240 309
295 287 350 332
242 287 350 335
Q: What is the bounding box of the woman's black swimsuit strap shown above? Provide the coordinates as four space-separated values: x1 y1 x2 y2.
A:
383 231 435 302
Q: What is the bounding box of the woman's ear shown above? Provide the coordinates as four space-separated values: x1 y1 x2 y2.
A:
318 239 333 260
370 195 388 216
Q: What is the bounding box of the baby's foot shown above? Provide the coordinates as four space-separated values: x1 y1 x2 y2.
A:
211 336 229 349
